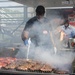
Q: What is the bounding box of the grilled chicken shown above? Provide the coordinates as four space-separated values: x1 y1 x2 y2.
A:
17 63 33 71
40 64 52 72
29 62 43 71
4 61 20 69
16 60 35 71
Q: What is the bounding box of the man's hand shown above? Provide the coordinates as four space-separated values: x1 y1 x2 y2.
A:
23 31 29 39
60 31 67 41
24 38 31 46
24 39 28 45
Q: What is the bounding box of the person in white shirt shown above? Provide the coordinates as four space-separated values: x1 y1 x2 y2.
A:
57 19 75 48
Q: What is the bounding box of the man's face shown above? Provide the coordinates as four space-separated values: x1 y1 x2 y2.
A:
37 15 44 23
65 23 69 26
37 15 44 19
64 23 69 29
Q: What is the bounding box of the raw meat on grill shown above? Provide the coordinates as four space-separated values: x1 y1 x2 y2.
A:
5 57 16 62
0 57 16 69
4 59 27 69
0 62 7 68
0 57 16 65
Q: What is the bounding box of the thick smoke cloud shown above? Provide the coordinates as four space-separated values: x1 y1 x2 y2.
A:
16 9 75 72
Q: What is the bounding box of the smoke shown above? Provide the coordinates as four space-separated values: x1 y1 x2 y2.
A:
35 48 75 72
16 10 75 72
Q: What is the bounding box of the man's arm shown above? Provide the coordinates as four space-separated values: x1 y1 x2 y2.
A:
21 18 34 42
21 22 31 41
71 30 75 38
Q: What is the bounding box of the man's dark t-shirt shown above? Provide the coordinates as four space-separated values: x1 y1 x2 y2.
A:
22 16 52 48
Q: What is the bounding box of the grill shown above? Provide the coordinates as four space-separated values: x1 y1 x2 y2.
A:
0 69 75 75
0 47 75 75
0 58 74 75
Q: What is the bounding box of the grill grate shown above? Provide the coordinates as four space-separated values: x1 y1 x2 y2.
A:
0 69 75 75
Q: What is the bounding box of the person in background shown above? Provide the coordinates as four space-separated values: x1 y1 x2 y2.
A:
57 19 75 48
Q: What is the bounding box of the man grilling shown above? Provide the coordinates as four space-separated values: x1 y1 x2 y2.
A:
21 5 52 48
16 5 53 59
